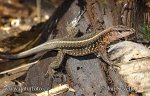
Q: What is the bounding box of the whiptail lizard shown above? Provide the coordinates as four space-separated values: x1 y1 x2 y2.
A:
0 11 135 76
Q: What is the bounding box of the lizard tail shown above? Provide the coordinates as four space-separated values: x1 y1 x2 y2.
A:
0 41 57 60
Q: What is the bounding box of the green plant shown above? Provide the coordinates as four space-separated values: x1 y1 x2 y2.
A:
140 22 150 39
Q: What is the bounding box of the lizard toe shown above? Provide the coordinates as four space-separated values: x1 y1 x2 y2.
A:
44 68 56 78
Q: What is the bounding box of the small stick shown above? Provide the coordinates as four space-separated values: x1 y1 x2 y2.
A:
35 84 75 96
36 0 42 22
0 60 38 75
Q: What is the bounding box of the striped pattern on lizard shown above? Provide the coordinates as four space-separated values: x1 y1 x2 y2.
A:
0 10 135 76
0 25 135 77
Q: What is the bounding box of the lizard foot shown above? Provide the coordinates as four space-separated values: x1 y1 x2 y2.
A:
112 63 121 70
44 51 64 78
44 68 56 78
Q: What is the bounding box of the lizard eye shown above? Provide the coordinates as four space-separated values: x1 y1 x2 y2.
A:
113 30 124 33
118 29 131 33
117 30 124 33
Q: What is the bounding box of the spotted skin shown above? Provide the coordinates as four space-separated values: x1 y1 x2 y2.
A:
62 27 134 56
0 26 135 77
0 26 134 59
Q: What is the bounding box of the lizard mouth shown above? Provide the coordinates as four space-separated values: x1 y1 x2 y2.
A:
108 33 134 47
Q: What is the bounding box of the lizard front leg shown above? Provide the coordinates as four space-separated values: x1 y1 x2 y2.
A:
94 48 113 66
45 50 65 78
95 48 120 69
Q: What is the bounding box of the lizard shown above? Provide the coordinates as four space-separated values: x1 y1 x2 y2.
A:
0 11 135 77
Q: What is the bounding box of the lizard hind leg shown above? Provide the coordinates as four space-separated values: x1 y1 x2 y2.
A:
45 50 65 78
66 23 79 38
65 10 85 38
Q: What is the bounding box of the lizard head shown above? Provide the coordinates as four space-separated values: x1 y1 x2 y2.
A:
108 26 135 41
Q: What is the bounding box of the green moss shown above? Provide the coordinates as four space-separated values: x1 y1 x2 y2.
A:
140 22 150 39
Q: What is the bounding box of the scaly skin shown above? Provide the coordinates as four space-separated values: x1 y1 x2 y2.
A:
0 26 135 77
0 26 135 59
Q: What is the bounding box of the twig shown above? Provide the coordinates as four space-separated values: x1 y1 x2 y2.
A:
35 84 75 96
0 60 38 75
